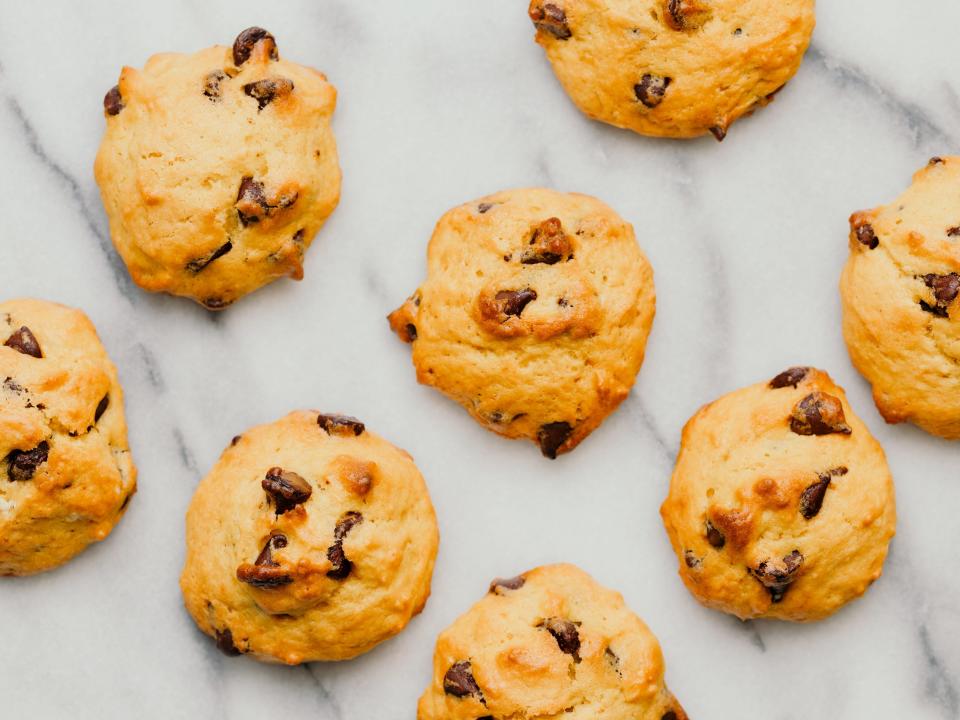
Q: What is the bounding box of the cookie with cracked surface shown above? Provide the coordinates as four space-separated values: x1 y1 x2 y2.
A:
94 27 340 310
388 188 655 458
0 299 136 576
180 411 438 663
660 367 896 621
841 156 960 439
417 564 686 720
528 0 815 140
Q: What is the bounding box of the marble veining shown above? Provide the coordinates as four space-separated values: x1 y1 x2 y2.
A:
0 1 958 718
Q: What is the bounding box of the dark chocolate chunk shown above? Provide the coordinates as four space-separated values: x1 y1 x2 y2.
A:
236 533 293 588
495 288 538 317
94 394 110 422
921 273 960 318
203 70 227 100
326 511 363 579
317 413 365 437
709 125 727 142
7 441 49 482
800 466 847 519
521 217 572 265
750 550 803 603
262 467 312 515
854 221 879 249
186 241 233 273
4 326 42 358
233 27 278 66
537 421 572 459
489 575 525 593
769 367 809 389
789 392 852 436
541 617 581 662
215 628 243 656
529 3 572 39
103 85 124 116
478 202 494 214
243 77 294 110
634 74 671 108
705 519 726 548
443 661 482 698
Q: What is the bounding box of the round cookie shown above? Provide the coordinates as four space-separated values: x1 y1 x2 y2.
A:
418 564 686 720
0 299 136 576
94 27 341 310
388 188 655 458
528 0 815 140
180 410 439 663
660 367 896 622
840 156 960 439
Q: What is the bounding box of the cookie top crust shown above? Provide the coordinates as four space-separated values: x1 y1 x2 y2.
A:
528 0 815 139
179 410 438 663
841 156 960 438
94 27 341 310
661 367 896 621
0 298 136 576
417 563 686 720
389 188 655 458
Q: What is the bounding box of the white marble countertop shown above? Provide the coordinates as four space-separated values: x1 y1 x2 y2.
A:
1 1 958 717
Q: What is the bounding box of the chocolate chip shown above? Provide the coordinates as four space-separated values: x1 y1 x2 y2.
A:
7 441 49 482
800 466 847 519
495 288 538 317
769 367 809 389
231 435 242 446
921 273 960 318
326 511 362 579
233 27 278 66
948 227 960 237
930 157 944 165
489 575 525 593
103 85 124 116
521 217 573 265
605 647 622 676
663 712 679 720
705 519 725 548
186 241 233 273
243 77 294 110
709 125 727 142
853 220 879 249
262 467 312 515
317 413 365 437
684 550 702 569
750 550 803 603
236 533 293 588
202 297 231 310
477 202 494 214
443 661 482 698
665 0 711 31
537 421 572 459
529 3 572 40
4 326 42 358
203 70 227 100
406 323 418 341
215 628 243 656
541 617 581 662
236 177 268 225
790 392 852 436
634 74 671 108
94 394 110 422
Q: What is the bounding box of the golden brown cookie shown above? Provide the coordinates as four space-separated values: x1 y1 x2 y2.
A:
840 156 960 439
180 410 439 663
528 0 815 140
388 188 655 458
417 564 686 720
0 299 136 576
661 367 896 621
94 27 341 310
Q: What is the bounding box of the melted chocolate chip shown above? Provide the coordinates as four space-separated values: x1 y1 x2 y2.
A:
4 326 42 358
489 575 525 593
103 85 124 116
443 661 482 698
186 241 233 273
317 413 365 437
236 533 293 588
921 273 960 318
750 550 803 603
496 288 538 317
634 74 671 108
233 27 278 66
7 441 49 482
215 628 243 656
529 3 572 39
326 511 363 579
684 550 702 569
94 394 110 422
262 467 312 514
243 77 294 110
541 617 581 662
665 0 710 31
705 519 725 548
790 392 852 436
854 221 879 249
947 226 960 237
521 217 573 265
406 323 418 341
203 70 227 100
537 421 572 459
769 367 809 389
709 125 727 142
800 466 847 519
236 177 268 225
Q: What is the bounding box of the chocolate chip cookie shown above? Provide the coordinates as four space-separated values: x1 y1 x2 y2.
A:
417 564 686 720
95 27 341 310
180 411 438 663
388 188 656 458
841 156 960 439
661 367 896 621
528 0 815 140
0 299 136 575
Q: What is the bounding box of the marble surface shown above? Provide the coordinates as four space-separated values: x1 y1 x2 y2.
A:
0 1 958 717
